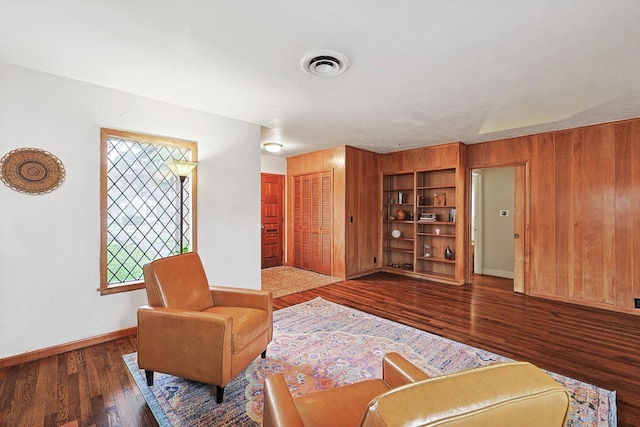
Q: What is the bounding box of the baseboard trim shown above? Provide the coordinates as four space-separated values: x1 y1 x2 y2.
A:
0 326 137 369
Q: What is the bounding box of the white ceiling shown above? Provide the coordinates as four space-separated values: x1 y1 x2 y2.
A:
1 0 639 157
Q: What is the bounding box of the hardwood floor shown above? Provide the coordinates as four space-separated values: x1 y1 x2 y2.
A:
1 272 638 426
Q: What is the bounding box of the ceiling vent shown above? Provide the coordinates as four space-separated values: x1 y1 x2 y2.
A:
300 50 349 78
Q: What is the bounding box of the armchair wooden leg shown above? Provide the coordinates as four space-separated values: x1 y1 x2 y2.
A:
261 349 267 358
145 370 154 386
216 386 225 403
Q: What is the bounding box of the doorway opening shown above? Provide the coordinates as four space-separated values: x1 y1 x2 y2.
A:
470 165 526 293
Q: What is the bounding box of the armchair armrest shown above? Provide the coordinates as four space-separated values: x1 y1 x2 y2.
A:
263 374 304 427
210 286 272 311
382 352 430 388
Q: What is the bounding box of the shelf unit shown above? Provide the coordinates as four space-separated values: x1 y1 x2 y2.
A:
382 168 463 284
382 173 415 270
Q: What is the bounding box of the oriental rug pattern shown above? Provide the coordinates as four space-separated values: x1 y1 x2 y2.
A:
124 297 616 426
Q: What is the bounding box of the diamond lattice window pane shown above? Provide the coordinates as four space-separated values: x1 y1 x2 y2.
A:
106 136 194 285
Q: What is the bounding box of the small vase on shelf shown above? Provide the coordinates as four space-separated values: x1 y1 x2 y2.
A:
424 244 431 257
444 246 454 260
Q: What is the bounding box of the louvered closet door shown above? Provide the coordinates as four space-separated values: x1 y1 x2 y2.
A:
301 175 312 270
293 176 302 268
293 171 332 275
319 171 332 274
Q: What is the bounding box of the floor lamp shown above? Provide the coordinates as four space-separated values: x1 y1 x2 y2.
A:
167 159 198 254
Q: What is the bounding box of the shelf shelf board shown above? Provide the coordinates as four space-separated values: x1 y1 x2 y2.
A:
382 265 414 272
416 221 455 225
383 247 414 254
416 233 455 238
416 185 456 190
384 236 414 241
416 256 456 264
417 204 455 209
385 220 415 224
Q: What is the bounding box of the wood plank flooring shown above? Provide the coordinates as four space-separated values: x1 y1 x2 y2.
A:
1 272 638 426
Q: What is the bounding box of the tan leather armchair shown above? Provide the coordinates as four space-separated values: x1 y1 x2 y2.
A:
137 252 272 403
263 352 571 427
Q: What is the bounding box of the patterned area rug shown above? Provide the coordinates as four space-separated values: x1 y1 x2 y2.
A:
124 297 616 426
261 266 341 298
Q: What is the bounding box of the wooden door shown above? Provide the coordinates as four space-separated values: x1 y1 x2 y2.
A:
261 173 284 268
302 175 312 270
310 172 332 274
293 174 312 270
293 176 302 268
293 171 332 274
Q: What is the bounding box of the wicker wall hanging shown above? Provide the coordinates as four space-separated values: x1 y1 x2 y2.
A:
0 147 66 195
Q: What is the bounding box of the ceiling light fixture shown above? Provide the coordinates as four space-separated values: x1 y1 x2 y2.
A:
264 142 283 153
300 50 349 78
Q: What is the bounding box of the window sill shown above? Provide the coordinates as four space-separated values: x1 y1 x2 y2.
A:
99 281 145 295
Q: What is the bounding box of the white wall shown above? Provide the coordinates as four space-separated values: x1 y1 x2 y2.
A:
260 154 287 175
480 167 515 278
0 63 262 359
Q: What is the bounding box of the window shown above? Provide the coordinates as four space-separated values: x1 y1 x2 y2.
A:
100 128 197 295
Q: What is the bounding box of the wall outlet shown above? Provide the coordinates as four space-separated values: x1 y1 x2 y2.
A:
373 257 377 264
635 298 640 309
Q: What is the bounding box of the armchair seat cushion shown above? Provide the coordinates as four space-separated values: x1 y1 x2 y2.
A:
204 306 270 353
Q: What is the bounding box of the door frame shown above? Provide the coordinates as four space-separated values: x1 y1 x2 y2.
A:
467 161 530 293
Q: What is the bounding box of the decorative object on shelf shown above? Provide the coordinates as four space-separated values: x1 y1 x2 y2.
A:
418 212 437 222
395 208 406 220
444 246 454 260
0 147 66 195
389 263 413 270
391 229 402 238
434 228 441 235
449 208 456 222
389 215 396 220
424 244 431 257
167 159 198 254
398 192 405 204
417 195 426 206
434 192 446 206
408 212 414 221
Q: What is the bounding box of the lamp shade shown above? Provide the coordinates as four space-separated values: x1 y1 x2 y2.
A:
167 159 198 177
264 143 283 153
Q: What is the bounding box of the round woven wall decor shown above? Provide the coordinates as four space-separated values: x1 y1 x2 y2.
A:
0 148 66 195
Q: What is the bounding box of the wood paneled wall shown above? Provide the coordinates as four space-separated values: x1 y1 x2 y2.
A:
468 118 640 314
345 146 381 278
287 119 638 314
287 146 381 279
287 147 347 278
380 142 462 173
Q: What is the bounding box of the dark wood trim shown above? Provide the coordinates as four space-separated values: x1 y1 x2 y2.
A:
0 326 137 369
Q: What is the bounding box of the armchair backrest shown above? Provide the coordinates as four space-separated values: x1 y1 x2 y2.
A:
361 362 570 427
143 252 214 311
